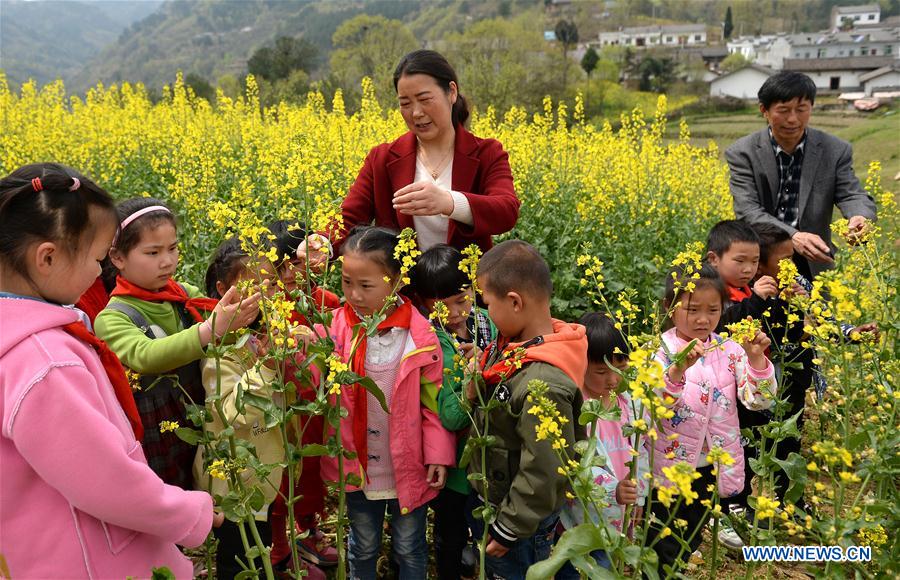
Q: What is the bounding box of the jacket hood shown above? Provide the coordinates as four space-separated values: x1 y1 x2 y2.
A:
0 297 79 358
508 319 587 388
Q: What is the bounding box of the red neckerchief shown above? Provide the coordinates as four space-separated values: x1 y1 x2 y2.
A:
480 335 546 386
728 285 752 303
75 277 110 324
289 286 341 327
110 276 217 323
62 321 144 440
342 300 413 476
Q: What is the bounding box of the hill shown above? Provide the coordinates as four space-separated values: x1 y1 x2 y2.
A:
0 0 161 88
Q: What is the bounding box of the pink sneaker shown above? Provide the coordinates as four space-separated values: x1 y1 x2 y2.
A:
297 527 338 568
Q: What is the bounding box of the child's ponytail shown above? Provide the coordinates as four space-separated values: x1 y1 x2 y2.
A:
0 163 116 283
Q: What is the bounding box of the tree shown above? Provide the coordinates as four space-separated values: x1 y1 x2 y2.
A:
330 15 419 107
248 36 318 82
442 18 560 114
555 19 579 91
184 72 215 102
580 46 600 114
637 56 675 92
720 52 751 73
581 46 599 78
723 6 734 39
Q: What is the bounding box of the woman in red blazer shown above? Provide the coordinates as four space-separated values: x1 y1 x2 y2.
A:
304 50 519 258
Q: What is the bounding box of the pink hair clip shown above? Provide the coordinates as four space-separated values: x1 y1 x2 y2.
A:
31 177 43 192
69 177 81 191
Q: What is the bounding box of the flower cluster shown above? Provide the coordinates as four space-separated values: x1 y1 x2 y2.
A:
724 317 762 345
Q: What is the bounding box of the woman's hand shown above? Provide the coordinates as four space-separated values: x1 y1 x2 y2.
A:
393 181 454 216
295 234 331 274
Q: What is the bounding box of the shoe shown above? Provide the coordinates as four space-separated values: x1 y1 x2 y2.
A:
296 527 339 568
460 544 478 579
717 518 745 550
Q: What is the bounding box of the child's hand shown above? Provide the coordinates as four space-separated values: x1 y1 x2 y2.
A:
486 538 510 558
213 510 225 528
615 479 639 505
667 341 704 385
752 276 778 299
742 330 771 370
201 286 261 345
426 465 447 489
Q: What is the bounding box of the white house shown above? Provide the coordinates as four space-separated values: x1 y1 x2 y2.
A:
598 24 707 47
755 36 793 70
860 61 900 94
783 56 895 91
709 64 775 99
788 28 900 60
832 4 881 31
727 35 794 70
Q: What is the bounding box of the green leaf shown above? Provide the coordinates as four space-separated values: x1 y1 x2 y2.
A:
298 443 328 457
151 567 176 580
772 452 808 505
174 427 203 446
525 523 613 580
345 472 362 487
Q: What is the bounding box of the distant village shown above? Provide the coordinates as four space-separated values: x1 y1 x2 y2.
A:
566 3 900 105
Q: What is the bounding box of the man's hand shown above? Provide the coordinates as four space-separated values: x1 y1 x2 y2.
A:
486 538 510 558
791 232 834 265
846 216 871 245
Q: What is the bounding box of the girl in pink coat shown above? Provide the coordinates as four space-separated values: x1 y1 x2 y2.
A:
0 164 215 579
318 226 455 580
648 264 776 574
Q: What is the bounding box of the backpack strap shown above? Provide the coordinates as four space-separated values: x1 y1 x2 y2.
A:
105 301 155 339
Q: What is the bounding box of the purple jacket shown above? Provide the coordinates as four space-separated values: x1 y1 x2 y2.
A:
654 329 777 498
0 297 212 579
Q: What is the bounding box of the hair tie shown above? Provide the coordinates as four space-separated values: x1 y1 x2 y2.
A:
31 177 43 192
69 177 81 191
112 205 172 248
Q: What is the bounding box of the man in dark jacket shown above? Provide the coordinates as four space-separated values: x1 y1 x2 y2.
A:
726 71 877 279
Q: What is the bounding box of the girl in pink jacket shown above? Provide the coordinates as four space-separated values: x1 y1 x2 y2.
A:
648 264 776 574
319 226 455 580
0 164 215 579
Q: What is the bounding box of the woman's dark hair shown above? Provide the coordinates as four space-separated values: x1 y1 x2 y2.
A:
205 236 249 298
663 263 727 311
341 225 402 276
758 71 817 109
0 163 116 281
579 312 628 365
411 244 468 300
751 222 793 263
268 219 309 266
113 197 176 256
393 49 470 127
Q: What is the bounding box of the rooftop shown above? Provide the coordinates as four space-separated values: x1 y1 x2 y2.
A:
783 55 895 71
